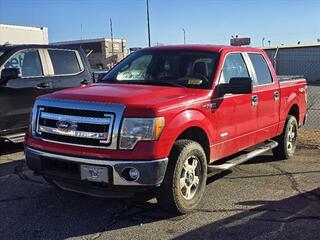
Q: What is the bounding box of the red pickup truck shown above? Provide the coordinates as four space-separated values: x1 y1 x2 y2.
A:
25 45 307 213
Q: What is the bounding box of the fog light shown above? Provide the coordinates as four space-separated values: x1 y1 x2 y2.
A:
121 167 140 182
129 168 140 181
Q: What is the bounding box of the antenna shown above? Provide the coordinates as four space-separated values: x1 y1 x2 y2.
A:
146 0 151 47
110 18 114 65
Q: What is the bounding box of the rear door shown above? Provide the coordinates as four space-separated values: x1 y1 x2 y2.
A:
46 48 92 91
247 53 280 143
211 52 257 160
0 48 53 134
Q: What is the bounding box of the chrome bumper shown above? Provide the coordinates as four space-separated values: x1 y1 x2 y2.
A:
25 147 168 186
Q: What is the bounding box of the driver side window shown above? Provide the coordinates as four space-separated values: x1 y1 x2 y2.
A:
4 49 43 78
220 53 249 84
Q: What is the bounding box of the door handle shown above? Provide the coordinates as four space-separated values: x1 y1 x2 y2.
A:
274 91 280 101
81 79 89 85
251 95 258 106
36 82 50 89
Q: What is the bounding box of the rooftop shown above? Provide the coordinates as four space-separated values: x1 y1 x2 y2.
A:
263 43 320 50
53 38 126 45
0 23 47 31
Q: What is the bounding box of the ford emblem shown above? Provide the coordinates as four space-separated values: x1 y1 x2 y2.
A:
56 120 77 131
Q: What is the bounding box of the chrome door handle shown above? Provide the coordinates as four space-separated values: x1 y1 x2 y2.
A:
274 91 280 101
251 95 258 106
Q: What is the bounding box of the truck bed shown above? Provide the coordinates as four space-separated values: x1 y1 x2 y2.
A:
278 75 305 82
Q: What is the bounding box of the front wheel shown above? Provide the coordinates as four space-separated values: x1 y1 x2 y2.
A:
156 140 207 214
272 115 298 159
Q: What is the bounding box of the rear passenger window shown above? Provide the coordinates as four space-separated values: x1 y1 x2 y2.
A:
248 54 273 85
220 53 249 84
48 49 81 75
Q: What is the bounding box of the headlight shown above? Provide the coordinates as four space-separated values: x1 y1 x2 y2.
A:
29 106 36 135
119 117 165 150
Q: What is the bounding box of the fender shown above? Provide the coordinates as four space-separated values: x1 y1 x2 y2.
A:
160 109 214 157
278 91 299 135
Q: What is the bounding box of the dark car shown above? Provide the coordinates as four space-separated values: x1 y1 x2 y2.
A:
0 44 93 143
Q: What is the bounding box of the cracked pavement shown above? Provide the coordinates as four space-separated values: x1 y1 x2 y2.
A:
0 142 320 240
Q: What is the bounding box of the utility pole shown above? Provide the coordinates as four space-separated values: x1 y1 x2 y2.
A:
80 23 83 40
182 28 186 44
110 18 114 66
146 0 151 47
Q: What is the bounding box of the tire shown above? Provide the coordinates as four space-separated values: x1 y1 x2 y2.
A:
272 115 298 159
156 139 207 214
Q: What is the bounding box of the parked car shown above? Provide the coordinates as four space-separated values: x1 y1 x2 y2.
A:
0 44 93 143
25 45 307 213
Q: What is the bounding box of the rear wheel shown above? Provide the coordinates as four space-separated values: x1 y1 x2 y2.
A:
156 140 207 214
272 115 298 159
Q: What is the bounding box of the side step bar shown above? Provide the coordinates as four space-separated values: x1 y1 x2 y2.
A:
208 140 278 172
3 133 25 143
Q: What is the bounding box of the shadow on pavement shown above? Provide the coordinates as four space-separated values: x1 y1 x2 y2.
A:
0 159 24 177
177 188 320 240
0 161 231 239
1 153 319 239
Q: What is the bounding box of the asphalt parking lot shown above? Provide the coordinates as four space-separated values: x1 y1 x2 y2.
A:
0 142 320 240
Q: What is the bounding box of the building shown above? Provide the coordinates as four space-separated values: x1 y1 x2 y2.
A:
53 38 127 70
263 44 320 84
0 23 48 44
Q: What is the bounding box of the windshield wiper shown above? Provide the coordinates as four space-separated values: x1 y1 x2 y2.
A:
100 79 186 88
146 80 186 88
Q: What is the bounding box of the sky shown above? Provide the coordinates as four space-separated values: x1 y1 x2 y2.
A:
0 0 319 48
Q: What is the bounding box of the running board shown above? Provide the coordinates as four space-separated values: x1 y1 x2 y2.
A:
208 140 278 172
4 133 25 143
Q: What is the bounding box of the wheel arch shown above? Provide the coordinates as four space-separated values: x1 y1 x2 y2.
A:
161 109 214 162
288 104 299 122
176 126 211 163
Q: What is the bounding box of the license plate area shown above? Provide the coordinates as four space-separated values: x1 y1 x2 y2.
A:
80 164 110 183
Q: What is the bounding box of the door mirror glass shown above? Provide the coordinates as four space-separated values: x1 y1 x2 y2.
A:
0 68 22 84
219 77 252 94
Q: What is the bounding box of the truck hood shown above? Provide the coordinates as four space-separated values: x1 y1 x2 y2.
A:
45 83 211 115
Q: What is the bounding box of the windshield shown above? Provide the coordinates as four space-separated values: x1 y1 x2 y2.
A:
101 50 219 89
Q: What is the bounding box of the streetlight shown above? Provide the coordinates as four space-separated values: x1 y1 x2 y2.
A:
268 40 271 47
182 28 186 44
146 0 151 47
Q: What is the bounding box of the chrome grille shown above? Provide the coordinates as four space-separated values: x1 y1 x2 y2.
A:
31 98 125 149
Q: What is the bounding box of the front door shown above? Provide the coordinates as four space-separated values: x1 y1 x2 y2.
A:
0 48 53 134
211 52 257 161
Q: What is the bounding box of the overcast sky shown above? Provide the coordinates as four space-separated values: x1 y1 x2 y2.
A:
1 0 319 48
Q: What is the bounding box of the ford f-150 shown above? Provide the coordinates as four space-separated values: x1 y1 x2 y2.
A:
25 45 307 213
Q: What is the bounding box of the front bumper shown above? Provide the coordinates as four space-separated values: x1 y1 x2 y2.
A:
25 147 168 187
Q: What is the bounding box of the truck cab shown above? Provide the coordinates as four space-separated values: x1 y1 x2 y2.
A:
0 44 93 143
25 45 307 213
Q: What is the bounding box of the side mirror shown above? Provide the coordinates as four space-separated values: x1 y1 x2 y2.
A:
219 77 252 95
0 68 22 85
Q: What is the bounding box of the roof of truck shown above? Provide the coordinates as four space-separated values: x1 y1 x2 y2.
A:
0 44 84 54
143 44 263 53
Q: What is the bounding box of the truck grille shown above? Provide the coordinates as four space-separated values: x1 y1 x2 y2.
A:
32 98 125 149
